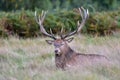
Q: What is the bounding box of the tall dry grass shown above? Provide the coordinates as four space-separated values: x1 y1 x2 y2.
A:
0 35 120 80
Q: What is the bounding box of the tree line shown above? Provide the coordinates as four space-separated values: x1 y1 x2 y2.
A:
0 0 120 11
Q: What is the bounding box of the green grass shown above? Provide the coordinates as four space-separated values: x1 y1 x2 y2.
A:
0 35 120 80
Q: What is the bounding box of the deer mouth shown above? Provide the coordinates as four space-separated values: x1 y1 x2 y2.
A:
55 53 60 56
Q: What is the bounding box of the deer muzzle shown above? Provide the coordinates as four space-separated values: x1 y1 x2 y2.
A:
54 48 61 55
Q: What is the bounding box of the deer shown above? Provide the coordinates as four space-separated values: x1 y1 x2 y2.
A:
35 7 109 70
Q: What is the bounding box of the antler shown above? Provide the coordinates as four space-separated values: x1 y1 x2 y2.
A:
61 7 89 39
35 11 56 40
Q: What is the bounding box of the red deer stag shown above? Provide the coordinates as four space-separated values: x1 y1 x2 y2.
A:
35 7 109 69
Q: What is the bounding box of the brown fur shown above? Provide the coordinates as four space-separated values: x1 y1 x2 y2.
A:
55 43 109 69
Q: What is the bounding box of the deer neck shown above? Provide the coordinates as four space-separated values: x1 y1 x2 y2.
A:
64 47 75 59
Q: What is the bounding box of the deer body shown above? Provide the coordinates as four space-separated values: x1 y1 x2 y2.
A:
35 7 109 70
54 40 108 69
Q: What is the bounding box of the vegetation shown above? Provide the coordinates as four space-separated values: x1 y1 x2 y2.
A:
0 9 120 38
0 36 120 80
0 0 120 38
0 0 120 11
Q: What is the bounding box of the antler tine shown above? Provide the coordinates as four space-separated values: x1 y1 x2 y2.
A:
50 28 54 36
60 26 64 39
78 7 83 20
87 9 89 18
35 11 56 40
35 11 39 24
61 7 89 39
61 26 63 33
77 7 89 32
41 10 47 24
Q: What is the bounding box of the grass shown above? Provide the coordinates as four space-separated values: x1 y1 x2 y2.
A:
0 35 120 80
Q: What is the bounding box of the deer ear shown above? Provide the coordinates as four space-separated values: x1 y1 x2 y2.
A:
46 40 54 45
65 37 74 43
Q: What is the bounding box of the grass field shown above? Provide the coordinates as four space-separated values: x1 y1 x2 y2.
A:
0 35 120 80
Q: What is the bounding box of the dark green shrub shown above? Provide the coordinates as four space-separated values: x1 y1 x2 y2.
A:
0 10 119 38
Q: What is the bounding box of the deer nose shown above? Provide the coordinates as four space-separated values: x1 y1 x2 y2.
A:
55 50 58 53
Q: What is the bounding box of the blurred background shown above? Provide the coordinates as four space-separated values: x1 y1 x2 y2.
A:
0 0 120 11
0 0 120 38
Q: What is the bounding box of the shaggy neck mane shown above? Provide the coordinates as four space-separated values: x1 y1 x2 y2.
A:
64 47 75 60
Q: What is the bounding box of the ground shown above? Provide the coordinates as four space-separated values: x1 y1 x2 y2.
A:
0 35 120 80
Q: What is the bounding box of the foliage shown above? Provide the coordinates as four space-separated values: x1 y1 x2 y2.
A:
0 0 120 11
86 11 120 36
0 9 120 38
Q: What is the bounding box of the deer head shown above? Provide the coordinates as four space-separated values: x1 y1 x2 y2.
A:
35 7 89 56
